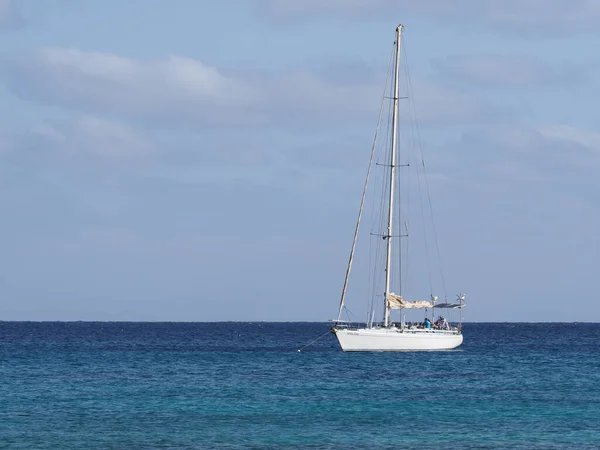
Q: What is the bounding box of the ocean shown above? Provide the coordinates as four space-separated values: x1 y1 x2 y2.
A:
1 322 599 449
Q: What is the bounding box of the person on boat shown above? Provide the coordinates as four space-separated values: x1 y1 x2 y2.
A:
436 316 449 330
423 318 432 329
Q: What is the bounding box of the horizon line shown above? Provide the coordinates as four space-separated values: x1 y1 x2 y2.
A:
1 320 599 324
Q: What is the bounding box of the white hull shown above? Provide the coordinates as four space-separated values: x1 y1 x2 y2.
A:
333 327 463 351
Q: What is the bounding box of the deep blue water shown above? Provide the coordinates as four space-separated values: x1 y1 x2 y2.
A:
1 322 599 449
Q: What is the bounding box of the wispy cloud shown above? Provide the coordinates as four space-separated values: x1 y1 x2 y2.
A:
538 124 600 151
406 80 512 125
2 47 505 129
433 123 600 189
255 0 381 21
255 0 600 37
4 47 261 126
434 54 590 87
5 116 154 159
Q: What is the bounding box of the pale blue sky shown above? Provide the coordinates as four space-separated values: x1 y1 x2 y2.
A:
1 0 600 321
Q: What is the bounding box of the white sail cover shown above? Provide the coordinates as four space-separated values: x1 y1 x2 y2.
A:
386 293 433 309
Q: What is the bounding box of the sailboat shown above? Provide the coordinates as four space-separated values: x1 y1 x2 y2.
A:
331 25 466 351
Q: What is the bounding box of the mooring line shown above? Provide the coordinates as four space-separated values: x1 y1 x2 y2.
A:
297 329 333 352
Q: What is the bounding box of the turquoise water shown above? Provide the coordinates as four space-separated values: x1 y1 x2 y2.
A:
1 322 599 449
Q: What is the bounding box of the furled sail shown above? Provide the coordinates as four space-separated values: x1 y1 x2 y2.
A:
386 293 433 309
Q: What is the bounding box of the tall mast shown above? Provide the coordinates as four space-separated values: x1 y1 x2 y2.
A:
383 24 403 327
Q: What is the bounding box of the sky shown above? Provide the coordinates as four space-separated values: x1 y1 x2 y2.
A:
1 0 599 322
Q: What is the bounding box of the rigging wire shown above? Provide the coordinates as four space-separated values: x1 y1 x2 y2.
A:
339 44 395 323
401 44 413 298
402 41 433 298
403 41 448 301
368 44 396 324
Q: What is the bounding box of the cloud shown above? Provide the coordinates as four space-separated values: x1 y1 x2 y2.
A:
28 116 153 158
4 47 261 126
0 0 24 30
538 124 600 151
0 115 154 183
430 123 600 194
3 47 370 128
255 0 600 37
536 125 600 173
406 80 511 125
434 54 589 87
3 47 504 130
255 0 380 21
